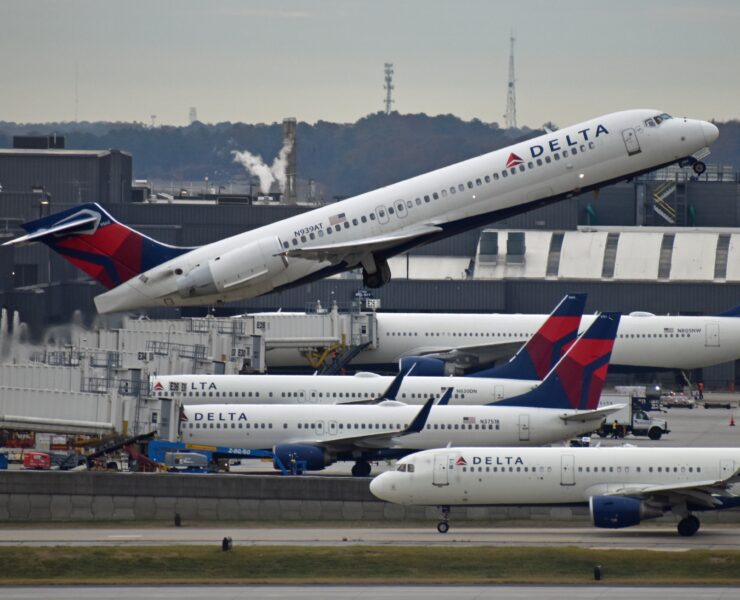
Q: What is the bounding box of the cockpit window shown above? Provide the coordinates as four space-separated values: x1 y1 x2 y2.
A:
407 464 414 473
397 464 406 472
646 113 672 127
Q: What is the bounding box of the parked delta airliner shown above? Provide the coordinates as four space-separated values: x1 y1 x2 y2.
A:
180 314 623 476
259 303 740 375
4 110 718 313
370 446 740 537
151 294 588 406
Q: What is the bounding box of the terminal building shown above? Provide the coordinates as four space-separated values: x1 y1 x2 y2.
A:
0 139 739 439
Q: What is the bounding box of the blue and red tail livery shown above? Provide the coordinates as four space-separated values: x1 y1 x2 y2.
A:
17 203 192 289
471 293 586 380
494 312 620 410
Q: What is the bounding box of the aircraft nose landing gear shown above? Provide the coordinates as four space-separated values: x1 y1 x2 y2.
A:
437 505 451 533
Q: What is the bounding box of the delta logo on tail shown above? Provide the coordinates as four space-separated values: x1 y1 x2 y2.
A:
506 153 524 168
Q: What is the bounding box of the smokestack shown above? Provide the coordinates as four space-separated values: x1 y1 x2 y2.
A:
282 118 297 204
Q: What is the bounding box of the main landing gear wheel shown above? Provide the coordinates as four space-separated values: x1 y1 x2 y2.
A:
436 505 451 534
362 259 391 289
351 461 372 477
692 161 706 175
677 515 700 537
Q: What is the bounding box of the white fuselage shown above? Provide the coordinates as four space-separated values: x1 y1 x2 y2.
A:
153 372 537 405
95 110 716 313
262 311 740 371
180 403 616 452
369 446 740 506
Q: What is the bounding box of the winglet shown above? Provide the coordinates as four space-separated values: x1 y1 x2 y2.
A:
494 312 621 410
470 293 586 380
403 390 445 435
378 361 416 402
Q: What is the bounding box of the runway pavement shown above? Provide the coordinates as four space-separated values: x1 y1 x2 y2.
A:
2 585 740 600
1 524 739 550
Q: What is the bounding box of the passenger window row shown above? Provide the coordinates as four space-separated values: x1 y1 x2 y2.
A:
283 140 596 250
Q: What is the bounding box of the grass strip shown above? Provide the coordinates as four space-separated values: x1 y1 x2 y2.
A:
0 545 739 585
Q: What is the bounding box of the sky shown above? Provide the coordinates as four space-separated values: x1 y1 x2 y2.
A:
1 0 738 127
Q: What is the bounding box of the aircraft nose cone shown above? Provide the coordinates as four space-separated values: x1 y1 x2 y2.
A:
701 121 719 146
369 473 392 501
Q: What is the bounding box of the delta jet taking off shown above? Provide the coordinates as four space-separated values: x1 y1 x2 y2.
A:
152 294 587 406
4 110 718 313
180 314 623 476
370 446 740 537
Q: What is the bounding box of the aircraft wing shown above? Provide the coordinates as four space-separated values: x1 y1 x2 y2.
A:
283 224 442 266
592 468 740 509
400 341 525 369
559 404 627 423
295 389 449 452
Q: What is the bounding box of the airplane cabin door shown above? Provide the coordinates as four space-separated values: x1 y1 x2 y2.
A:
705 322 720 347
328 420 338 436
622 128 642 156
518 415 530 441
560 455 576 486
315 421 324 436
720 459 734 479
375 206 390 224
494 385 504 402
394 199 408 219
433 454 450 486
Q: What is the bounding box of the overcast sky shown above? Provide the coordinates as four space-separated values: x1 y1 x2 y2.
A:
2 0 738 127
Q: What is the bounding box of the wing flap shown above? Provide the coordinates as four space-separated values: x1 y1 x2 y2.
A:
283 224 442 265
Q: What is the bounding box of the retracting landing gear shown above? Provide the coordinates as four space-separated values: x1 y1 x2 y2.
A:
351 460 372 477
437 505 451 533
362 259 391 289
677 514 700 537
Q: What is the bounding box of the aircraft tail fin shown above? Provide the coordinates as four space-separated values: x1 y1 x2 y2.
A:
717 303 740 317
470 293 586 380
494 312 621 410
3 203 192 289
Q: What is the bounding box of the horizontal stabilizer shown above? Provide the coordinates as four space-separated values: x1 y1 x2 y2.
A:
559 403 626 423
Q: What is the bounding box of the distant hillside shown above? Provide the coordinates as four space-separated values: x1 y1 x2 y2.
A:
0 114 737 200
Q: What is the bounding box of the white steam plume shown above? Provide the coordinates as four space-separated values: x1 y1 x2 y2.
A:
232 138 293 195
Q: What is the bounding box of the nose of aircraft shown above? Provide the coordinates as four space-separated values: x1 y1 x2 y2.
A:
369 472 393 501
701 120 720 146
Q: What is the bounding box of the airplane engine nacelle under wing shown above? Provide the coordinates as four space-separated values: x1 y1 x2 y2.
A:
399 356 447 376
177 236 286 299
273 443 334 471
589 496 662 529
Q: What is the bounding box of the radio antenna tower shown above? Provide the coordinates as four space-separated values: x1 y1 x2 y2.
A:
504 33 517 129
383 63 395 115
